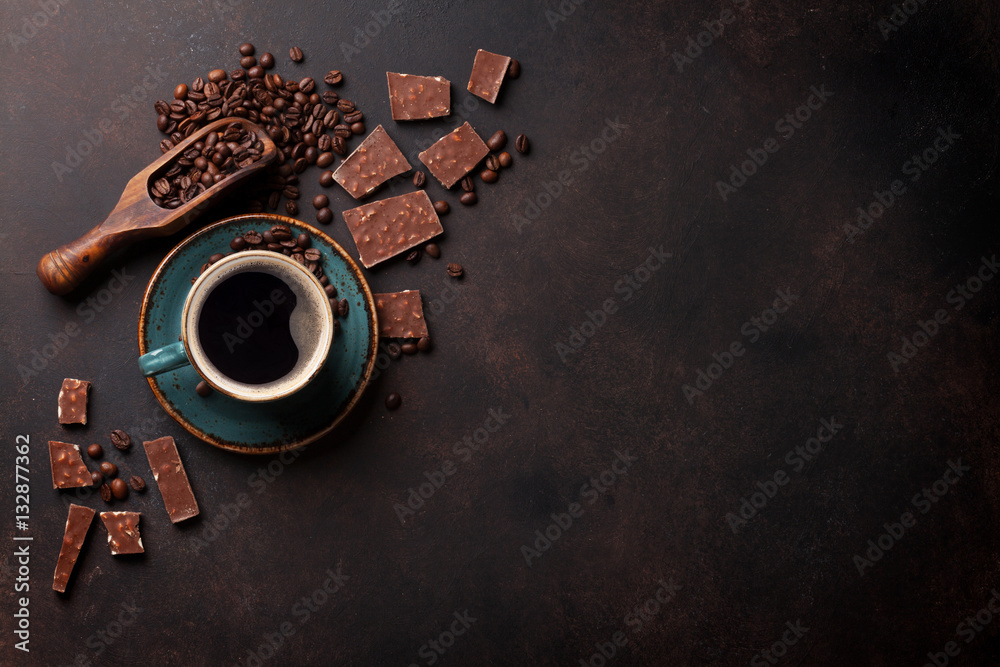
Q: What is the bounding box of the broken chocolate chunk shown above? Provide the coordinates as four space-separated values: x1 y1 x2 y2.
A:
387 72 451 120
49 441 93 489
418 122 490 189
100 512 144 555
332 124 411 200
143 436 200 523
342 190 444 269
467 49 512 104
375 291 429 339
57 378 90 425
52 504 95 593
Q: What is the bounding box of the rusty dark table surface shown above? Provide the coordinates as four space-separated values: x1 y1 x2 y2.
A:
2 1 1000 665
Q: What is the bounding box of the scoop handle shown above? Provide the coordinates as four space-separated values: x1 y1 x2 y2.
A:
37 223 135 296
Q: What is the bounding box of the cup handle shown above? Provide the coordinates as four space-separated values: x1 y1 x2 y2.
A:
138 341 191 377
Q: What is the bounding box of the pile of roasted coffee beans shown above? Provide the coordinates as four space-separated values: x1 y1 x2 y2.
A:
153 43 366 219
84 432 145 505
149 121 265 207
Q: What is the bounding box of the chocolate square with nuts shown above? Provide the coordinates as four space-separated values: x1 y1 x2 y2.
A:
49 441 93 489
332 125 411 199
144 436 200 523
387 72 451 120
375 291 429 338
342 191 444 268
467 49 512 104
58 378 90 425
52 504 95 593
100 512 144 555
418 122 490 188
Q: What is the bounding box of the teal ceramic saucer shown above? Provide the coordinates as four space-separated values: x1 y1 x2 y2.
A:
138 214 378 454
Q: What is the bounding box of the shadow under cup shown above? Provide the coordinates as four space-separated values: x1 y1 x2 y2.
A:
183 251 334 402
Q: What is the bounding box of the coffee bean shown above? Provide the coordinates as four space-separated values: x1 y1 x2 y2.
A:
316 152 334 168
401 342 418 355
350 121 366 135
433 200 450 215
244 230 263 244
344 110 363 123
334 124 352 139
485 155 500 171
259 52 274 68
324 70 343 85
413 171 426 188
515 134 530 154
313 194 329 209
417 336 433 352
324 284 337 297
299 77 315 93
337 298 349 317
486 130 507 151
425 243 441 258
196 380 212 397
208 69 227 83
297 233 311 249
460 175 475 192
319 170 335 187
317 207 333 224
271 224 293 240
331 136 347 155
240 56 256 69
231 236 247 251
337 99 355 113
289 46 304 62
508 58 521 78
385 393 402 410
239 42 255 56
322 90 340 105
447 263 464 278
110 478 129 501
110 429 131 451
248 65 265 79
129 475 146 492
460 192 478 206
87 443 103 459
498 151 513 168
100 483 113 503
480 169 499 183
406 249 421 264
100 461 118 478
91 471 103 486
174 83 188 99
304 248 321 262
286 200 299 215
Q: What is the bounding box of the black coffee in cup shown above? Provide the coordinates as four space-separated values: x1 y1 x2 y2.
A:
198 272 299 384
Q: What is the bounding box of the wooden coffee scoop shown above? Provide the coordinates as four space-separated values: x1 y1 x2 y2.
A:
37 118 278 296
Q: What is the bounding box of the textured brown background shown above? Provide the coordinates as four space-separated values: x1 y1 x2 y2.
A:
2 0 1000 665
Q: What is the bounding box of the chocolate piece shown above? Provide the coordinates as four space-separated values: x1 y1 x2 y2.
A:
100 512 144 555
332 125 411 199
418 122 490 188
342 191 444 268
467 49 512 104
52 504 95 593
143 436 200 523
386 72 451 120
57 378 90 425
49 441 93 489
375 291 429 338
